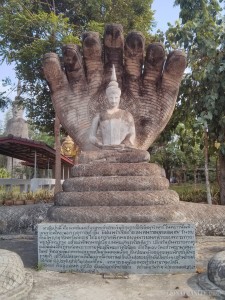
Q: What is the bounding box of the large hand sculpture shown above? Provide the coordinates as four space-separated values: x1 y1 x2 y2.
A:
43 24 186 151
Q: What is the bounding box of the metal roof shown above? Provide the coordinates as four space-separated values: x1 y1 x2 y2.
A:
0 135 74 169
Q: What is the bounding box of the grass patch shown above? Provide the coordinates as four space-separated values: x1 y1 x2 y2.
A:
35 262 45 271
170 183 220 204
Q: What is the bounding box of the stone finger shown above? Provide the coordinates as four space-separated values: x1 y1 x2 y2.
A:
82 32 103 96
62 44 87 93
104 24 124 87
43 52 68 93
161 51 187 109
158 51 187 128
124 31 145 95
143 43 165 86
162 50 187 88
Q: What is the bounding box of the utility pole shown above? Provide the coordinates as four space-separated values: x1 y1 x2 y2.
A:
54 115 62 194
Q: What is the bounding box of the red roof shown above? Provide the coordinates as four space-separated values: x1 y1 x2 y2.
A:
0 135 74 169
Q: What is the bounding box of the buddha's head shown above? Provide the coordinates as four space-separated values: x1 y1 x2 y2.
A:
106 65 121 109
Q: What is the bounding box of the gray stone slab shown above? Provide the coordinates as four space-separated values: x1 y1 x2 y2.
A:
54 190 179 206
71 162 165 177
75 149 150 164
38 223 195 274
63 176 169 192
0 204 51 235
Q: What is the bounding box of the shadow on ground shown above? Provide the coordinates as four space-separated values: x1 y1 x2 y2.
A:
0 236 38 268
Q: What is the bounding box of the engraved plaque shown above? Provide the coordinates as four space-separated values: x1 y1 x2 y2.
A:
38 223 195 274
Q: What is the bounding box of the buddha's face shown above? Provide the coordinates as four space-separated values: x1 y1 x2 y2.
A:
106 88 121 109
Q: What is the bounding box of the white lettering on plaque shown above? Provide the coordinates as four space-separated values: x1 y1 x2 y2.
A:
38 223 195 274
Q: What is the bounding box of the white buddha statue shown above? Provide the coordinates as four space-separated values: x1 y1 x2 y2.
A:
89 65 136 150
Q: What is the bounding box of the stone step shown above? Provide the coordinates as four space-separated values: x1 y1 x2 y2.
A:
71 162 165 177
46 202 225 236
54 190 179 206
75 149 150 164
63 176 169 192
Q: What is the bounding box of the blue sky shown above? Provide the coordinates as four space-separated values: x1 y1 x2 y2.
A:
0 0 180 123
152 0 180 32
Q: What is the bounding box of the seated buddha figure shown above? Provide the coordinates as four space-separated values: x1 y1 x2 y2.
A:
89 65 136 150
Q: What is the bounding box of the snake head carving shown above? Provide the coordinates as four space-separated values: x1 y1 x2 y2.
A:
43 24 186 151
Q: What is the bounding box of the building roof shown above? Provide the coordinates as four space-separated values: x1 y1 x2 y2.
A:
0 135 74 169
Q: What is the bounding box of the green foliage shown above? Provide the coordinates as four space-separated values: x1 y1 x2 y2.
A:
35 262 45 271
150 139 185 179
31 130 55 147
70 0 154 36
150 120 207 180
162 0 225 202
21 190 53 203
166 0 224 148
0 168 10 178
174 0 222 24
171 183 220 204
0 189 53 205
0 190 14 201
0 91 11 110
33 189 53 203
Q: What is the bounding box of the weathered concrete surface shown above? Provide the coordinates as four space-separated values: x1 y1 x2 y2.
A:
63 176 169 192
0 204 51 235
72 162 165 177
1 235 225 299
1 202 225 236
47 202 225 236
55 190 179 206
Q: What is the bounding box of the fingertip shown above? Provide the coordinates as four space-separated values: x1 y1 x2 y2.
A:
43 52 61 70
42 52 65 88
82 32 102 60
145 43 165 69
103 24 124 85
43 52 59 60
125 31 145 59
104 24 124 48
164 50 187 77
62 44 82 71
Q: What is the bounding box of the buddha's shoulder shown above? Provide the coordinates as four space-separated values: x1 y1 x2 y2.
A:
119 109 134 121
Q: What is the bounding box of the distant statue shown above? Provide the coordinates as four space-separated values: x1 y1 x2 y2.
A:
5 81 28 138
89 65 136 150
5 81 29 175
61 135 78 158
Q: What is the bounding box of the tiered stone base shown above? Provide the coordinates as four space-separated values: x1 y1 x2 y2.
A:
49 149 179 217
48 150 225 236
54 159 178 205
